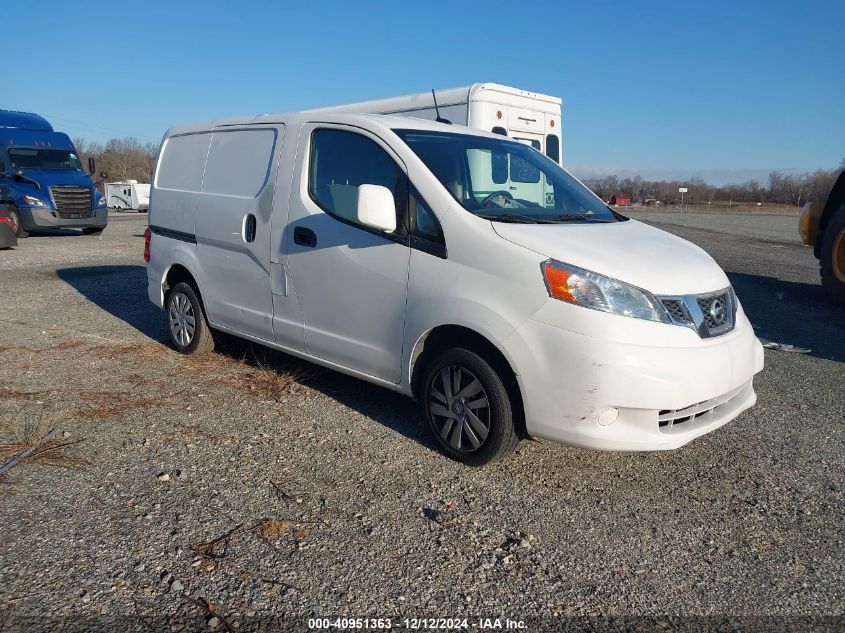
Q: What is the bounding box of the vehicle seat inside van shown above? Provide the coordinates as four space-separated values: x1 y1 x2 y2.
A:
326 183 359 220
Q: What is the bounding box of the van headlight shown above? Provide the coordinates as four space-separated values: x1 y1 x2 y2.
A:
541 260 666 322
22 195 46 207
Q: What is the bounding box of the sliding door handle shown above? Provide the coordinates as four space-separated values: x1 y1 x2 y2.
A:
242 213 256 243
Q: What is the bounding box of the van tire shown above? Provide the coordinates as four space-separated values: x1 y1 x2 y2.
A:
422 348 519 466
820 204 845 306
165 281 215 355
9 209 28 238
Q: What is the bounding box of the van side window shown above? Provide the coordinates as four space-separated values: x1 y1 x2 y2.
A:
203 129 277 197
510 154 540 183
409 186 446 258
546 134 560 163
410 187 441 241
309 129 399 226
155 133 211 192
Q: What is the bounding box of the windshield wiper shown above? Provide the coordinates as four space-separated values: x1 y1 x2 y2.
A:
553 214 612 223
477 213 557 224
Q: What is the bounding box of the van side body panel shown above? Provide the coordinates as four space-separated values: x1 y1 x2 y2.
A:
194 126 281 340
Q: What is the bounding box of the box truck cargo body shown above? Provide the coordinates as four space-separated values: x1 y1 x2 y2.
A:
309 83 563 165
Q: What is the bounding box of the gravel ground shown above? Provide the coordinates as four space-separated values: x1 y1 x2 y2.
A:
0 213 842 632
624 211 801 244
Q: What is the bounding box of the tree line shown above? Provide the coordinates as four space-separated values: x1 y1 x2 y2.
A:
73 137 158 191
581 165 842 207
74 136 842 208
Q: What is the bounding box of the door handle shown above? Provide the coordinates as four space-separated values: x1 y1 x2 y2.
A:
294 226 317 248
242 213 256 243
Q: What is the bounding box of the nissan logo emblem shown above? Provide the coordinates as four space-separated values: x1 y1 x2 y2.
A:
709 298 727 325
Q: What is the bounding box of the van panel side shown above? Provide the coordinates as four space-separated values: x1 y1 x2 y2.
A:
194 127 280 340
150 132 212 237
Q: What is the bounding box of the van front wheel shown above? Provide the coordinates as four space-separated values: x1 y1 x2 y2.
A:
422 348 518 466
165 282 215 355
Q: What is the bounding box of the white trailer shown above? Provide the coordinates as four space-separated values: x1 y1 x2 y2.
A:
106 180 150 212
308 83 563 165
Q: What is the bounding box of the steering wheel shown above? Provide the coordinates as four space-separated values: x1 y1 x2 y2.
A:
481 190 514 207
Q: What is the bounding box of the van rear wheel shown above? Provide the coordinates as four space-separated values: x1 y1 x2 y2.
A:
165 282 215 355
422 348 519 466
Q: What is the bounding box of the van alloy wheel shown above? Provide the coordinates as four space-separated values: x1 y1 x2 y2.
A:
168 291 196 347
428 365 491 452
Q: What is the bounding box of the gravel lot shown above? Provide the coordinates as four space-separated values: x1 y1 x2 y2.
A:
0 212 842 632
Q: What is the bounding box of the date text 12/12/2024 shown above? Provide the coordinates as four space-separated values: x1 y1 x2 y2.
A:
307 618 528 630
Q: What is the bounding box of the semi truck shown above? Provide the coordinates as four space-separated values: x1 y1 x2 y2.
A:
0 110 107 237
799 169 845 305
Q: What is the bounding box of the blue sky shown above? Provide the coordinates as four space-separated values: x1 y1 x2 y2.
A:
4 0 843 184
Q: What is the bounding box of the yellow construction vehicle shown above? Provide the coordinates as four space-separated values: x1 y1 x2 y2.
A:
800 170 845 305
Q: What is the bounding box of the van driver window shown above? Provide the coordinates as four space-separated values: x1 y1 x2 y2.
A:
309 129 399 226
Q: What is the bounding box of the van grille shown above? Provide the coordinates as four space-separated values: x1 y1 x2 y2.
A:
658 383 747 430
50 186 93 219
658 288 735 338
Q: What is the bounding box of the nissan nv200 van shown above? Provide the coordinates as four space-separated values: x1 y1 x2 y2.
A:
146 112 764 465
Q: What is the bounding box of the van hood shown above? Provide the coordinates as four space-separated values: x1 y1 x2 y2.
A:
492 219 730 296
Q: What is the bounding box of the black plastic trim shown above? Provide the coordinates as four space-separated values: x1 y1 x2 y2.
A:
149 225 196 244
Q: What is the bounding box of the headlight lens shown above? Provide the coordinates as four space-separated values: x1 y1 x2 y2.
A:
22 195 46 207
97 196 107 207
541 260 666 322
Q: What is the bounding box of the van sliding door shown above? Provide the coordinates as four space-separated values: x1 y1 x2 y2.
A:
194 126 283 340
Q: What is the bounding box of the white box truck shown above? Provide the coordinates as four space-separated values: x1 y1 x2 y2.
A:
309 83 563 165
106 180 150 212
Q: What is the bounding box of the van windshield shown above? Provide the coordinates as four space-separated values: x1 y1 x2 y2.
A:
394 129 622 224
7 148 83 172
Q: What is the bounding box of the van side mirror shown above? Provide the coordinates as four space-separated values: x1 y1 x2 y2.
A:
355 184 396 233
88 157 96 175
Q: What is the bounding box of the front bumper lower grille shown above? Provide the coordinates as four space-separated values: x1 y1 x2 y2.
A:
658 382 748 430
49 186 93 219
658 288 736 338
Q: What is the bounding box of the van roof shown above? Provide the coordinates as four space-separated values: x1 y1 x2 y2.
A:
164 112 510 142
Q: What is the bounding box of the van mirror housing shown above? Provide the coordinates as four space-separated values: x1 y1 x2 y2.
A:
355 184 396 233
88 157 96 175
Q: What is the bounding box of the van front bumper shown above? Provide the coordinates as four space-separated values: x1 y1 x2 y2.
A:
503 310 765 451
17 206 108 231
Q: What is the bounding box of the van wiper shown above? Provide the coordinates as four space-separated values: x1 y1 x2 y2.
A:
553 214 612 223
477 213 557 224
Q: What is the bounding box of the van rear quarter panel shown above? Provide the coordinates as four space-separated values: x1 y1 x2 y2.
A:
151 132 212 237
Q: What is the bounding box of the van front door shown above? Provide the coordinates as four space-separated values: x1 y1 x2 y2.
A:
195 126 281 340
284 125 410 383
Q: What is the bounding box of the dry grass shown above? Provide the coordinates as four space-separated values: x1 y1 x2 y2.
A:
251 518 311 539
76 395 158 421
89 342 168 360
0 387 41 399
0 428 86 483
52 339 84 351
192 524 243 560
219 362 320 401
0 339 84 354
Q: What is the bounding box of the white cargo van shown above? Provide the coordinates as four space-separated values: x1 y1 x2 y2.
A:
145 112 763 465
309 83 563 165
